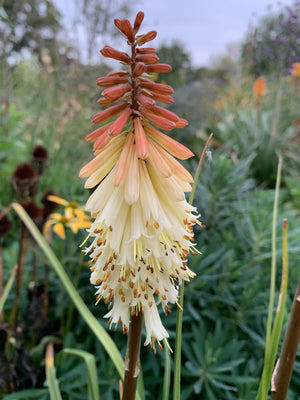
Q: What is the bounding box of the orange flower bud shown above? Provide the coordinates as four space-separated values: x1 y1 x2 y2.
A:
136 47 156 54
100 46 131 63
114 133 135 186
86 123 113 142
139 78 174 95
132 62 146 77
92 102 127 124
107 107 132 137
136 93 156 108
253 77 266 97
175 118 188 128
136 54 159 64
133 117 148 159
93 130 111 151
107 70 129 77
114 18 122 31
150 105 179 123
144 123 194 160
147 139 172 177
121 19 134 42
101 85 131 100
97 97 115 106
141 109 176 130
146 64 172 73
114 19 134 42
133 11 144 34
136 31 157 45
141 90 174 104
97 75 128 87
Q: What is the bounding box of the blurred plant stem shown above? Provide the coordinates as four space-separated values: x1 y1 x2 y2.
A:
269 80 282 151
271 278 300 399
173 133 213 400
10 223 30 330
122 311 143 400
64 251 84 336
0 241 3 325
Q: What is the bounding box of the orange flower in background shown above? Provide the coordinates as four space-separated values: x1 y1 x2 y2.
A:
253 77 267 98
291 62 300 77
79 11 200 351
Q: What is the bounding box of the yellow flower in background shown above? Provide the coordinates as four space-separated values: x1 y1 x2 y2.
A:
43 195 91 240
79 11 200 351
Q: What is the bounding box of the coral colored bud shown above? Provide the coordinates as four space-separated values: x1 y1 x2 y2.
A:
93 130 111 150
97 76 128 87
141 109 176 130
136 47 156 54
102 85 131 100
136 31 157 45
97 97 115 106
141 90 174 104
144 123 194 160
139 78 174 95
135 54 159 64
133 11 144 34
92 102 127 124
100 46 131 63
253 77 266 97
136 93 156 108
134 117 148 159
132 62 146 77
107 70 129 77
114 133 135 186
114 19 134 42
147 139 172 177
175 118 188 128
151 105 179 123
146 64 172 73
121 19 134 42
86 123 112 142
107 107 132 137
114 18 122 31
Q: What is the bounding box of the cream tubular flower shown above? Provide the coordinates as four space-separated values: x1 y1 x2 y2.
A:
80 11 200 351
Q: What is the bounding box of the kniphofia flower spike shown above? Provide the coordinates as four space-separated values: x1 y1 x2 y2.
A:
80 11 199 351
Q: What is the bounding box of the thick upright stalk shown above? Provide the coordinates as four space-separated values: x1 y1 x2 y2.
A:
122 311 143 400
271 279 300 399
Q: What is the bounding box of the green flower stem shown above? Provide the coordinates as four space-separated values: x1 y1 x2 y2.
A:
173 133 213 400
122 311 143 400
271 278 300 399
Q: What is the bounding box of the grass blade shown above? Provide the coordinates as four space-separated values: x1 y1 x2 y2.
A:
256 155 283 400
63 348 100 400
0 264 17 314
